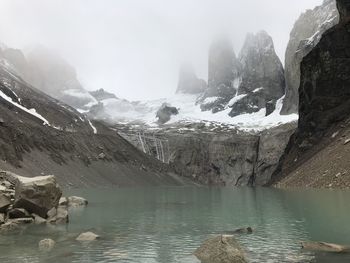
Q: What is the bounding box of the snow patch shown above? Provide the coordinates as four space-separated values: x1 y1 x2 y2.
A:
88 120 97 134
0 90 50 126
227 94 247 107
253 87 263 93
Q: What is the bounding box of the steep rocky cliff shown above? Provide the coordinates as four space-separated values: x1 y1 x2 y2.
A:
272 0 350 188
200 38 241 112
230 31 285 117
281 0 339 114
118 122 296 186
176 63 206 94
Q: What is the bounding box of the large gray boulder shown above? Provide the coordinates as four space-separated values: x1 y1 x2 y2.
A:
194 235 247 263
14 175 62 218
156 103 179 124
281 0 339 114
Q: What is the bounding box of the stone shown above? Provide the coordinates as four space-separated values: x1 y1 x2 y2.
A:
55 206 69 224
14 175 62 218
156 103 179 124
194 235 248 263
67 196 88 207
38 239 55 252
33 214 47 224
0 221 20 232
47 207 57 219
0 213 5 224
301 241 350 253
76 231 100 241
9 218 34 224
8 208 31 219
59 197 68 206
0 193 11 213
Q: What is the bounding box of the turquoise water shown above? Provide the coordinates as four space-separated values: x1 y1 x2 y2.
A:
1 187 350 262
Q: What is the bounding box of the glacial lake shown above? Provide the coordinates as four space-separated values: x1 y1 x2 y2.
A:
1 187 350 263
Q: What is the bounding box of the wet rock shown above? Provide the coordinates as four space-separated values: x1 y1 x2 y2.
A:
33 214 47 224
39 239 55 252
14 175 62 218
0 221 20 232
67 196 88 207
228 227 253 234
56 206 69 224
156 103 179 124
9 218 34 224
301 241 350 253
47 207 57 219
0 193 11 213
265 100 275 116
76 231 100 241
194 235 247 263
0 213 5 224
8 208 31 219
59 197 68 206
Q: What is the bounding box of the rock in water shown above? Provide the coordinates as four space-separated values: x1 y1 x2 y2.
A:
38 239 55 252
229 31 285 117
176 63 206 94
301 241 350 253
8 208 31 219
14 175 62 218
194 235 247 263
281 0 339 114
0 193 11 213
156 103 179 124
76 231 100 241
67 196 88 207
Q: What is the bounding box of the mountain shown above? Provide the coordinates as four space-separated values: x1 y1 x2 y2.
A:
229 31 285 117
176 63 206 94
281 0 339 114
0 48 189 187
271 0 350 188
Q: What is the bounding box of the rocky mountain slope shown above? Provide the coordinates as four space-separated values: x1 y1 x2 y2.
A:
0 49 189 187
271 0 350 188
281 0 339 114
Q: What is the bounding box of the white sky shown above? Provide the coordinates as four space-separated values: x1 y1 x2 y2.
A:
0 0 322 100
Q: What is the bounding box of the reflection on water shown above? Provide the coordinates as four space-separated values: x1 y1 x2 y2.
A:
0 187 350 262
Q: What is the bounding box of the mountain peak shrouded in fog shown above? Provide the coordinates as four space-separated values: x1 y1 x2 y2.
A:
0 0 323 101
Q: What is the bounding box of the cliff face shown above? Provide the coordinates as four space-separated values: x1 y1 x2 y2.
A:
272 0 350 188
230 31 285 117
281 0 339 115
118 122 296 186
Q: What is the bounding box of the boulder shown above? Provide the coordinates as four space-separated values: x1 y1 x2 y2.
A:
156 103 179 124
76 231 100 241
301 241 350 253
8 208 31 219
59 197 68 206
194 235 247 263
0 193 11 213
33 214 47 224
0 213 5 224
67 196 88 207
14 175 62 218
38 239 55 252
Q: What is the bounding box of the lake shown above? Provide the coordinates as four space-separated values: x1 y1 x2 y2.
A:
1 187 350 263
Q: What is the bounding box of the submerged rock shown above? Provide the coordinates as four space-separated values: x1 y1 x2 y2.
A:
194 235 247 263
14 175 62 218
67 196 88 207
301 241 350 253
39 239 56 252
76 231 100 241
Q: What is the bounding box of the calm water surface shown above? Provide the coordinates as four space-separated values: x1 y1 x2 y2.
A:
1 187 350 263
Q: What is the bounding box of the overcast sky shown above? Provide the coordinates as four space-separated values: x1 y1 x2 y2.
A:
0 0 322 100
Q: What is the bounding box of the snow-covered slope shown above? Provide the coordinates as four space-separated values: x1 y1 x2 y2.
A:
91 93 297 131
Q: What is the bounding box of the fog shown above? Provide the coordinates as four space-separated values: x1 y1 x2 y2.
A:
0 0 322 100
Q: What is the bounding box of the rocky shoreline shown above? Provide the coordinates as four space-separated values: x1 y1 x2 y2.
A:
0 171 87 231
